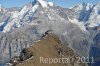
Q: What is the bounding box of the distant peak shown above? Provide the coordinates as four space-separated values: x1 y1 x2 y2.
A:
37 0 54 8
48 2 54 7
37 0 48 8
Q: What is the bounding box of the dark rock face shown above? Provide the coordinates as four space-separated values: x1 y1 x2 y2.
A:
20 48 33 61
93 33 100 45
89 32 100 66
10 56 20 66
9 48 33 66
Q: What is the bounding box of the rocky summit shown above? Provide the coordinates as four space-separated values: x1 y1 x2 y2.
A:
9 33 88 66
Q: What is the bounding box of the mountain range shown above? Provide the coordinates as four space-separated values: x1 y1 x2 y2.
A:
0 0 100 66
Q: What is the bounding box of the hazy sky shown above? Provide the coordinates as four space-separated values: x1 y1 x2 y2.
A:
0 0 99 8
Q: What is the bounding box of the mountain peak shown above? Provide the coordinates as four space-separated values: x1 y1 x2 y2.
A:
37 0 48 8
48 2 54 7
37 0 54 8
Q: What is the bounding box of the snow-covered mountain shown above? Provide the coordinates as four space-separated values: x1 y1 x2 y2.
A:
0 0 54 33
0 0 100 65
0 1 100 32
72 2 100 28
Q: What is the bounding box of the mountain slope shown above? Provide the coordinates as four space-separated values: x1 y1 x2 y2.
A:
0 0 54 33
0 0 93 65
9 33 88 66
89 31 100 66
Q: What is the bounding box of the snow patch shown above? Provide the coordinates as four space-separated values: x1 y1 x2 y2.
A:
3 21 15 33
73 4 83 12
11 11 19 18
37 0 48 8
0 22 5 26
19 5 31 19
31 4 39 13
86 3 92 11
88 23 99 27
48 2 54 7
68 17 87 32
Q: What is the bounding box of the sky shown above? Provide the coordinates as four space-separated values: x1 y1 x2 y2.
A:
0 0 100 8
